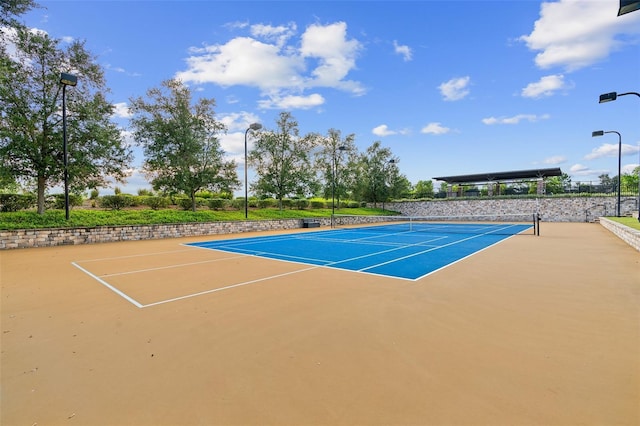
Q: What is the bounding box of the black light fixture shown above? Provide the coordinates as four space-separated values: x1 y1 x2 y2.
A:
599 91 640 103
592 130 622 217
244 123 262 219
617 0 640 16
60 72 77 220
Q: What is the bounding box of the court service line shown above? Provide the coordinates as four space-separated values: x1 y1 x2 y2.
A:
71 261 144 308
97 254 248 278
140 265 320 308
75 248 197 263
358 230 513 273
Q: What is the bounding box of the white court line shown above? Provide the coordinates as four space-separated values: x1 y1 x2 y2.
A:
358 229 518 274
72 261 144 308
75 248 196 263
98 254 247 278
141 265 319 308
73 248 322 309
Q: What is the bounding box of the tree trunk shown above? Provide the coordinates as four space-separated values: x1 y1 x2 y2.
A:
37 175 46 214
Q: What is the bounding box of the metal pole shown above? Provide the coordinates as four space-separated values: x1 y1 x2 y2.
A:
62 84 70 220
617 133 621 217
244 127 249 219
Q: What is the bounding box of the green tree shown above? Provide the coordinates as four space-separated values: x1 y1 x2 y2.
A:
354 141 398 207
248 112 318 209
413 180 434 199
1 0 39 28
129 79 237 212
0 28 131 213
315 128 356 208
621 169 639 194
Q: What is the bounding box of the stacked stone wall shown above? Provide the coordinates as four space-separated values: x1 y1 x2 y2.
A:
385 196 636 223
1 196 638 249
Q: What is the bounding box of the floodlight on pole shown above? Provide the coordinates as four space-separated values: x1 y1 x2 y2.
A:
617 0 640 16
592 130 622 217
598 91 640 103
60 72 77 220
598 90 640 220
244 122 262 219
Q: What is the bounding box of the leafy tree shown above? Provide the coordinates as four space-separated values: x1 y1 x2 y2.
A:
315 128 356 208
1 0 39 28
353 141 398 207
0 28 131 213
621 169 639 194
129 79 238 212
248 112 318 209
413 179 434 199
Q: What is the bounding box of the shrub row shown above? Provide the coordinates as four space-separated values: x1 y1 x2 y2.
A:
0 192 367 212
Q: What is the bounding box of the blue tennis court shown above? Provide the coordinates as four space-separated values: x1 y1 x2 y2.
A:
186 222 533 280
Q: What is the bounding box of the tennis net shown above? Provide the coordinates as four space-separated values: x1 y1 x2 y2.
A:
331 213 540 236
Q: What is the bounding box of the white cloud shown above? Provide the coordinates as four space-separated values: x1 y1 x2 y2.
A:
112 102 131 118
372 124 410 137
543 155 566 165
520 0 640 71
522 74 570 98
584 143 639 160
372 125 396 137
300 22 364 94
482 114 550 125
393 40 412 61
438 76 470 101
257 93 325 110
421 122 450 135
176 21 364 107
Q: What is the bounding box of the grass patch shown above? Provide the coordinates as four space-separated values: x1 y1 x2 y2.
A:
607 217 640 231
0 208 398 230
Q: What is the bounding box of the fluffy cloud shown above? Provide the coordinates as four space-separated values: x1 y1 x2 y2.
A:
393 40 412 61
521 74 570 98
520 0 640 71
176 21 364 108
421 122 450 135
482 114 550 125
543 155 566 165
584 143 639 160
438 76 470 101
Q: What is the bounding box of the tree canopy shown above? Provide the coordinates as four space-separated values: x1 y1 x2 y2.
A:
129 79 238 211
0 27 132 213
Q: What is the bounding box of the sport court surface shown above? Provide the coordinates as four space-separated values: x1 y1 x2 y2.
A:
187 222 533 280
1 222 639 425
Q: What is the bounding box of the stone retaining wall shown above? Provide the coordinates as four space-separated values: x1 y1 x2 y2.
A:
0 218 332 250
2 196 639 250
598 217 640 252
384 196 637 222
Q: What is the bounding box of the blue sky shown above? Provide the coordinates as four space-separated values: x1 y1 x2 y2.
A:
21 0 640 195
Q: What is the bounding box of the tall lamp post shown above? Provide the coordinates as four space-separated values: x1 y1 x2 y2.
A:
382 159 395 211
60 72 77 220
244 122 262 219
592 130 622 217
331 145 347 226
599 90 640 221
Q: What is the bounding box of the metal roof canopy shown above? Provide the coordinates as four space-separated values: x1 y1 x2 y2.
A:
433 168 562 184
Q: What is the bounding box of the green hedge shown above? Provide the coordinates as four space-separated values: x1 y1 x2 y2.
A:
0 193 36 212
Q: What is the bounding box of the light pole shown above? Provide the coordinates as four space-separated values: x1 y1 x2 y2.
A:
60 72 77 220
382 159 395 211
244 122 262 219
330 145 347 227
599 91 640 104
592 130 622 217
599 90 640 221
